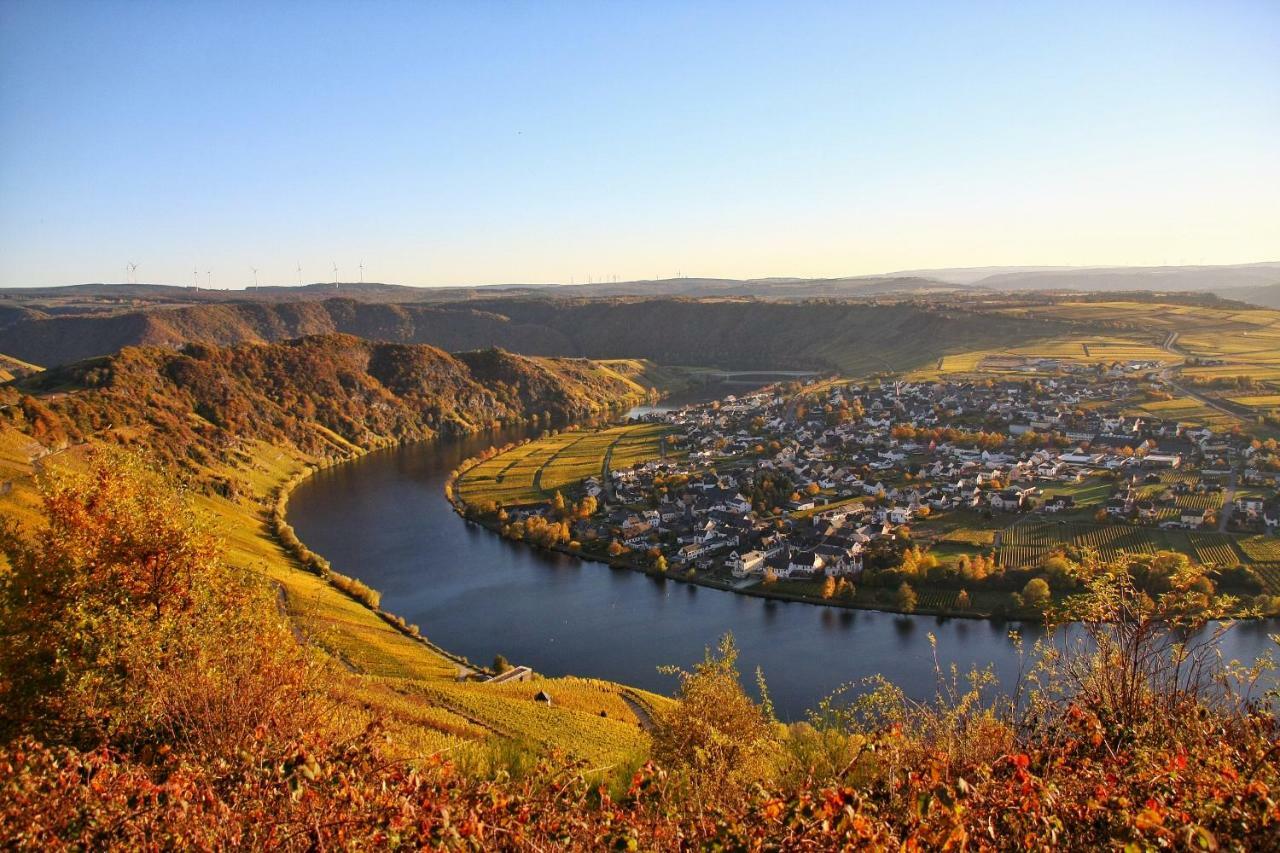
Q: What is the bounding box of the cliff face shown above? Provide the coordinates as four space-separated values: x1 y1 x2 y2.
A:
0 296 1060 374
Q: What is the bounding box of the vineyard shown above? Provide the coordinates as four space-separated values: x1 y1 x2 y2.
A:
1250 563 1280 595
457 424 670 506
609 423 676 470
406 678 655 765
914 589 961 611
998 520 1161 569
1176 491 1223 512
1186 533 1242 566
1238 536 1280 562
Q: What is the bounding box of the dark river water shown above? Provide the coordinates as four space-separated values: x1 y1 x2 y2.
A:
289 395 1280 720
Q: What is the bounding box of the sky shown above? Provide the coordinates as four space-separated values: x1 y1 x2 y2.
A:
0 1 1277 289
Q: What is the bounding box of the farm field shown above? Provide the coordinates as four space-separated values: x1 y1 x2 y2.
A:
1250 563 1280 595
1131 395 1241 430
1238 536 1280 563
994 517 1270 572
457 423 673 506
998 520 1163 569
908 335 1172 380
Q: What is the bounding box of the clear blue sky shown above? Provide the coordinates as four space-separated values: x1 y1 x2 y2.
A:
1 0 1276 288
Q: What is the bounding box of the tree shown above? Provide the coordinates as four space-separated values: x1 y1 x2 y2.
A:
653 554 668 573
895 582 918 613
0 447 316 754
821 575 836 599
652 634 776 803
493 654 512 674
607 539 625 557
1023 577 1051 607
956 589 971 609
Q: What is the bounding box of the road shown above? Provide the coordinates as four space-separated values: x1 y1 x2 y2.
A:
1159 332 1243 532
1219 469 1238 532
1157 332 1256 423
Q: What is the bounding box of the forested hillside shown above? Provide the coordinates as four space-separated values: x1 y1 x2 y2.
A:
2 335 652 497
0 295 1065 374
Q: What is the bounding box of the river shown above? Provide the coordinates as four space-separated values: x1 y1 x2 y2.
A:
289 393 1279 720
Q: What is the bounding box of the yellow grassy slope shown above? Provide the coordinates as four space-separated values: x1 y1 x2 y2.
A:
0 422 671 766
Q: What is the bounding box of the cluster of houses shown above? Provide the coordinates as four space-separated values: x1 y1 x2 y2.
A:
535 374 1280 582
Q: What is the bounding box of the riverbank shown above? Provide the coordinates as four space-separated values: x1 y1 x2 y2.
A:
273 405 659 678
269 443 493 677
443 451 1025 623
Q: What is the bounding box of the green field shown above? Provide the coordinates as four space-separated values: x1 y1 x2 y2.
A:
457 423 673 506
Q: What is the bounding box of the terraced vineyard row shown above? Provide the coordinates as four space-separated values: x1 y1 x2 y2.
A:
609 423 675 470
1250 563 1280 595
457 424 669 506
1238 536 1280 562
915 589 960 611
999 521 1160 569
1176 492 1223 512
1186 533 1242 566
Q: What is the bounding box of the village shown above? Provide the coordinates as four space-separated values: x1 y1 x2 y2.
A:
512 366 1280 611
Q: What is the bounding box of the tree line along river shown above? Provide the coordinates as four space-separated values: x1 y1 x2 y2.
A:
288 389 1280 720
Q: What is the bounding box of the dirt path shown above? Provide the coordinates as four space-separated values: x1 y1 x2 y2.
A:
619 692 656 732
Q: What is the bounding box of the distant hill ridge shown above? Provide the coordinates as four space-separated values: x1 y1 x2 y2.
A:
2 261 1275 303
0 297 1064 375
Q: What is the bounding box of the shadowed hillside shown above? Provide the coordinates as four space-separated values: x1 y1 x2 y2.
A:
0 296 1065 374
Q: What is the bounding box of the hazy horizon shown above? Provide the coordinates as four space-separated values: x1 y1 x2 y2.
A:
2 1 1277 289
6 259 1280 293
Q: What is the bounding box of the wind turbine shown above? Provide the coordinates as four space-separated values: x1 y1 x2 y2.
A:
296 262 302 286
192 266 199 290
359 260 364 284
127 261 138 284
251 266 259 290
206 270 213 290
332 261 338 289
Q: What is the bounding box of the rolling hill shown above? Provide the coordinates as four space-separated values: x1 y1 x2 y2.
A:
0 296 1066 375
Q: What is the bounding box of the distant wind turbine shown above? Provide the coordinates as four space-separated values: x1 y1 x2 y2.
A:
192 266 199 290
359 260 364 284
126 261 138 284
332 261 338 289
296 262 302 286
251 266 259 290
206 270 212 290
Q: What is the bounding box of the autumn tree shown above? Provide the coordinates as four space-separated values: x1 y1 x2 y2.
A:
1023 577 1051 608
0 447 319 753
652 634 776 803
895 582 918 613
